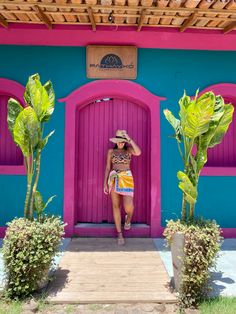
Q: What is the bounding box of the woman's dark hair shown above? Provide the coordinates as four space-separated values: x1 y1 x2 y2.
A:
114 143 128 150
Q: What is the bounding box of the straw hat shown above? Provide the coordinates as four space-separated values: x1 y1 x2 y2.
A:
109 130 128 143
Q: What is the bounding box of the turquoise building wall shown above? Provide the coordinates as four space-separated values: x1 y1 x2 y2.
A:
0 45 236 227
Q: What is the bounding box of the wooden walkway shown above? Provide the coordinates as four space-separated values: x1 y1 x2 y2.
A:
47 238 177 304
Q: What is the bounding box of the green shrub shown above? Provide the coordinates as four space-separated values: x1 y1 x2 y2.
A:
164 218 222 308
2 216 64 299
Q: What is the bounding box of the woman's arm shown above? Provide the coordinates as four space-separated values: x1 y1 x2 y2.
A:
104 149 112 194
125 133 141 156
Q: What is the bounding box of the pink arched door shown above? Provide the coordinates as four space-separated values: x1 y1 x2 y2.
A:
75 97 150 224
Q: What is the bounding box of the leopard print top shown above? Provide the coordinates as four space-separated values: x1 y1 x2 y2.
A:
111 150 131 165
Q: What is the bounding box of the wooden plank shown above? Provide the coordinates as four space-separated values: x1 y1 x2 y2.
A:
55 0 77 22
52 274 170 283
160 0 182 25
48 283 170 292
47 238 176 304
3 3 30 21
100 0 112 23
0 13 8 28
2 1 236 15
114 0 126 24
34 5 52 28
149 0 169 25
140 0 153 25
87 7 96 31
218 0 236 28
172 0 201 27
137 8 146 31
127 0 139 24
47 291 177 303
206 0 230 28
223 20 236 34
180 11 198 32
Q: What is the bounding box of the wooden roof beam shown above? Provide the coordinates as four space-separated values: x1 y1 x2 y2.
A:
87 7 96 31
34 5 52 29
0 14 8 28
137 9 146 32
180 12 198 32
223 21 236 34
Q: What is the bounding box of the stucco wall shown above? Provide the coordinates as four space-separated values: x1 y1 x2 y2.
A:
0 45 236 227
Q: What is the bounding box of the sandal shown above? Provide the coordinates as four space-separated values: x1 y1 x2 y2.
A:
117 232 125 246
124 215 131 231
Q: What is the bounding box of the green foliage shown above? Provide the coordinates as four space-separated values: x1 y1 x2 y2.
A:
2 217 64 299
34 191 56 223
164 219 222 308
13 107 40 157
7 98 23 137
164 91 234 221
199 297 236 314
7 73 56 219
0 300 23 314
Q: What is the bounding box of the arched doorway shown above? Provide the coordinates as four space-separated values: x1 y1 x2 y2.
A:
59 80 165 237
76 97 150 224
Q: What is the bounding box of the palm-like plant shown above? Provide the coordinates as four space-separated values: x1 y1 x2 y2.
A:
7 74 55 220
164 91 234 222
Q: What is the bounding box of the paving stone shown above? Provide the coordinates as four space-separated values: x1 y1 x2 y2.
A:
184 309 199 314
141 304 155 312
102 304 116 311
154 303 166 312
22 300 38 313
129 307 143 314
115 307 129 314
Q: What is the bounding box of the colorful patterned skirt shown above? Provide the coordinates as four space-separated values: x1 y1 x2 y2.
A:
108 170 134 197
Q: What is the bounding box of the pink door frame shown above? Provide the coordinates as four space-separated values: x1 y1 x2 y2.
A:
59 80 166 237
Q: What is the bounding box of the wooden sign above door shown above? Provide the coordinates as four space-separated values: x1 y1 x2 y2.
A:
86 45 137 79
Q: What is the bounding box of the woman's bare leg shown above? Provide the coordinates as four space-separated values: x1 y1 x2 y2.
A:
123 195 134 225
111 190 122 233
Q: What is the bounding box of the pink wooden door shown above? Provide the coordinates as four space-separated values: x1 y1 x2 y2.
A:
75 98 150 224
0 95 23 166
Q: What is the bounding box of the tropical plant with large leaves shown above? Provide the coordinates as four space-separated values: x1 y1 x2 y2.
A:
164 90 234 221
7 73 55 220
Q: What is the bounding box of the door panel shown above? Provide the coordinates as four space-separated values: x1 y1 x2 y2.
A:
75 98 150 223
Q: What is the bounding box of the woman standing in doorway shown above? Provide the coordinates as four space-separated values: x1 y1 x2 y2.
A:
104 130 141 245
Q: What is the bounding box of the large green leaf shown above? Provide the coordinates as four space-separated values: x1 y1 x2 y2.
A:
38 130 55 150
42 80 55 122
183 92 215 139
13 107 40 156
163 109 182 142
24 73 40 107
209 104 234 147
44 195 56 210
177 171 197 205
163 109 180 131
24 74 55 122
179 92 190 128
211 95 225 122
34 191 56 216
195 103 234 173
34 190 45 214
7 98 23 136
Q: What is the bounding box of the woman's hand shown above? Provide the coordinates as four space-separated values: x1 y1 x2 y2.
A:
121 130 131 142
104 184 109 194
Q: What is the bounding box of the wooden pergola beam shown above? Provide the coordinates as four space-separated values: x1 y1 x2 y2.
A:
34 5 52 29
137 9 146 32
0 14 8 28
87 7 96 31
223 21 236 34
180 12 198 32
